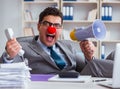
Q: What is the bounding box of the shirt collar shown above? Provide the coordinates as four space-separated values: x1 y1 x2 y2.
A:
37 38 56 52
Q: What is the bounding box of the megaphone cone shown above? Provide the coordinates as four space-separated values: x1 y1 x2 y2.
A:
70 19 106 41
92 19 106 40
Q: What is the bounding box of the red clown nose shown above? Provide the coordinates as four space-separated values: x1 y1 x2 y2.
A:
47 26 56 34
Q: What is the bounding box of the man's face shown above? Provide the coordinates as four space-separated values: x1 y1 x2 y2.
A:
38 15 62 47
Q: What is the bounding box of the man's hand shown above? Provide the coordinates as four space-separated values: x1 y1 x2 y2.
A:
80 40 96 61
6 38 22 59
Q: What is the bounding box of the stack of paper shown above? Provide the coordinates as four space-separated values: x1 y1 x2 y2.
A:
0 62 31 88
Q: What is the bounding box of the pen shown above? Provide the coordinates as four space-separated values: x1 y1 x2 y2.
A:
92 79 107 82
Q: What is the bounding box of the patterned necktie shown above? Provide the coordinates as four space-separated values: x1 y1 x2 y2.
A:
48 46 66 69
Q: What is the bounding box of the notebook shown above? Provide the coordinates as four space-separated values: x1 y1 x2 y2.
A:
99 43 120 88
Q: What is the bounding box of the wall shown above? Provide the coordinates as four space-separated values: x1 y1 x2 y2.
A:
0 0 22 55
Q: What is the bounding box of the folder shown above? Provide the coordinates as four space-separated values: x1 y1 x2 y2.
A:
101 45 105 59
105 6 109 20
102 6 105 20
69 6 73 20
66 6 69 20
63 6 66 20
108 6 112 21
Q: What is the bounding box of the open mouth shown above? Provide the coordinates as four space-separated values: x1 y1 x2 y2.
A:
47 34 55 38
46 33 55 42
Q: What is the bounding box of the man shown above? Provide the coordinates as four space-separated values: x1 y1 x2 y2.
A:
0 7 113 77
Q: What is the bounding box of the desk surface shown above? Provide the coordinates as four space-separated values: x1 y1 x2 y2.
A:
28 81 110 89
28 74 111 89
0 74 111 89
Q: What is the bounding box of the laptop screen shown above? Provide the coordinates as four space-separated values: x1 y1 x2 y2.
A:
112 43 120 88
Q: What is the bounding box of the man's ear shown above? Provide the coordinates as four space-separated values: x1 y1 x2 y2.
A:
37 23 41 31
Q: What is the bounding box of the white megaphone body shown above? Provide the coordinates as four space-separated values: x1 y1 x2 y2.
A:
70 19 106 41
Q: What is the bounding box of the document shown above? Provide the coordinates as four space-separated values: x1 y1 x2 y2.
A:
48 75 91 83
0 62 31 88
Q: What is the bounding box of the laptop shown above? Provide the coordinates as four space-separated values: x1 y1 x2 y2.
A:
99 43 120 89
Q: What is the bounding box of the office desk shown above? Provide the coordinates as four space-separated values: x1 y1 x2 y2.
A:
28 74 111 89
28 81 110 89
0 74 111 89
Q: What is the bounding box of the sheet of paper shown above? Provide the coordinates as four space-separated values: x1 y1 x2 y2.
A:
48 75 91 83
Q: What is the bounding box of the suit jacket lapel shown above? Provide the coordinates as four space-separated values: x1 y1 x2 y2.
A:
56 41 74 68
28 36 60 69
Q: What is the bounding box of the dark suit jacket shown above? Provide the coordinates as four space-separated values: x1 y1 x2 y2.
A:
0 36 114 78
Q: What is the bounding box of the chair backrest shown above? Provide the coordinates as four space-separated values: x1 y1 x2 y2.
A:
16 36 34 42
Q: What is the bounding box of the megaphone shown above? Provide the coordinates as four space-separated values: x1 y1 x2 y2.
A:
70 19 106 41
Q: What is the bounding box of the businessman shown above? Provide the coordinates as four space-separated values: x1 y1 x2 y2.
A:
0 7 113 78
